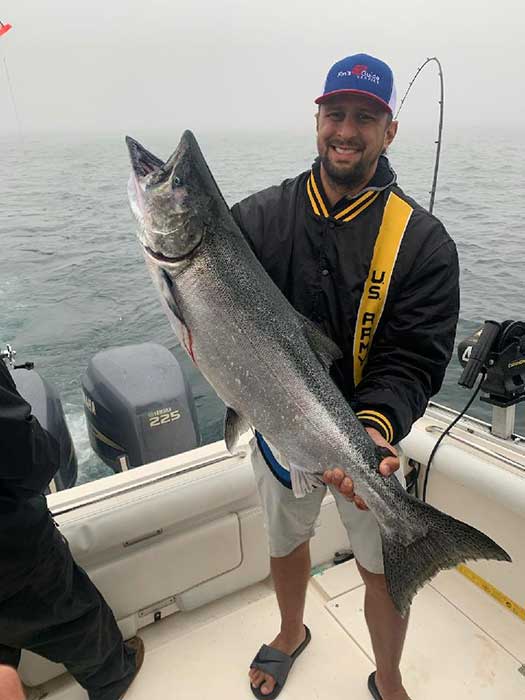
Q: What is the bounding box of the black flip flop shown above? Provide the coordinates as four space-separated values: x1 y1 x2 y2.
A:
368 671 383 700
249 625 311 699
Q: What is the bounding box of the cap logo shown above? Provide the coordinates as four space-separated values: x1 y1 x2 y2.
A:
337 66 380 85
351 64 368 75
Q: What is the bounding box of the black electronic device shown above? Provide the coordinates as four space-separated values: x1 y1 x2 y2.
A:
458 320 525 408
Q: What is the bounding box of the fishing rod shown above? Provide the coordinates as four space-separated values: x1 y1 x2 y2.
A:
394 57 450 500
0 19 24 142
395 57 444 214
396 61 525 501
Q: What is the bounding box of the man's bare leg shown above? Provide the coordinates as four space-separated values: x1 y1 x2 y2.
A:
357 561 411 700
249 541 310 696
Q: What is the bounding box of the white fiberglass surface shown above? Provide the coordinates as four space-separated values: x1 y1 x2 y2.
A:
37 561 523 700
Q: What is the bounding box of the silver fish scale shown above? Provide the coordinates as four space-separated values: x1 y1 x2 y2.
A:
150 211 406 531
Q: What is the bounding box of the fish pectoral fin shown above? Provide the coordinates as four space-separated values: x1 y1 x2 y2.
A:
289 464 324 498
224 407 250 453
299 314 343 371
159 270 185 324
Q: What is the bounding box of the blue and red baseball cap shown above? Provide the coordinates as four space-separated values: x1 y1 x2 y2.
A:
315 53 397 114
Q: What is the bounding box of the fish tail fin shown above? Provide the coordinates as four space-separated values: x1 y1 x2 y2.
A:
380 497 511 616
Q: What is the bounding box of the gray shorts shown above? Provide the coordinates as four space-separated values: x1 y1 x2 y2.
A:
251 437 405 574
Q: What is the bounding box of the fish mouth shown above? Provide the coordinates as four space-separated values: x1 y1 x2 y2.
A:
126 136 165 178
126 130 210 187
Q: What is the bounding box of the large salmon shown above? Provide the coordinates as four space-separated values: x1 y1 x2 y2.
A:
126 130 510 615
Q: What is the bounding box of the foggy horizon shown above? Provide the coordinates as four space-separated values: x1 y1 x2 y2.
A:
1 0 523 138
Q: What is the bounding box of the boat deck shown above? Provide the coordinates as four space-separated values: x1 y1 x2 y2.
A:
41 559 524 700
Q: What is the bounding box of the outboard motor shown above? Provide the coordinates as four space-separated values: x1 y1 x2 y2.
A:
81 342 200 472
1 345 78 492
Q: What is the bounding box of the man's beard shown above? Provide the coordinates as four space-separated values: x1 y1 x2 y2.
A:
320 153 369 188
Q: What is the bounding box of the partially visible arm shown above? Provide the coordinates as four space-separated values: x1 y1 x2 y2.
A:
325 233 459 506
354 237 460 445
0 665 25 700
0 361 60 497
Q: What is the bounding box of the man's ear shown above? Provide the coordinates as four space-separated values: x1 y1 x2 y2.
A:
315 110 320 132
384 119 398 148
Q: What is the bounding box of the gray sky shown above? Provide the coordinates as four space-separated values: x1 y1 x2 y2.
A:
0 0 523 134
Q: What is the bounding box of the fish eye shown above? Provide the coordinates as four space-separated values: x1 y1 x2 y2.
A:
173 176 182 187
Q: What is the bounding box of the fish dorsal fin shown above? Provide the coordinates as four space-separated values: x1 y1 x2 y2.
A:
299 314 343 371
224 407 250 453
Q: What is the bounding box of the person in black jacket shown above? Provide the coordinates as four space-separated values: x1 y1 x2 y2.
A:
0 359 144 700
233 53 459 700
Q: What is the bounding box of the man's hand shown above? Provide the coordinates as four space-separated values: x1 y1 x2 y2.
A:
322 427 400 510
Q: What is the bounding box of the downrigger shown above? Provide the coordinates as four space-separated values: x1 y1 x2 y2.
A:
458 320 525 438
420 319 525 502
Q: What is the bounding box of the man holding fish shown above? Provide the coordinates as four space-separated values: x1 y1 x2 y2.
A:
229 53 457 700
127 51 509 700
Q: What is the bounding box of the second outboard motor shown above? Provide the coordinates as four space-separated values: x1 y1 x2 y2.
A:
2 345 78 492
81 342 200 472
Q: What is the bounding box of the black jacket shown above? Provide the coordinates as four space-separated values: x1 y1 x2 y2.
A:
231 156 460 444
0 360 59 592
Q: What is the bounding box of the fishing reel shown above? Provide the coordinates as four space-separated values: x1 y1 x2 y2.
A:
0 344 34 371
458 320 525 408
